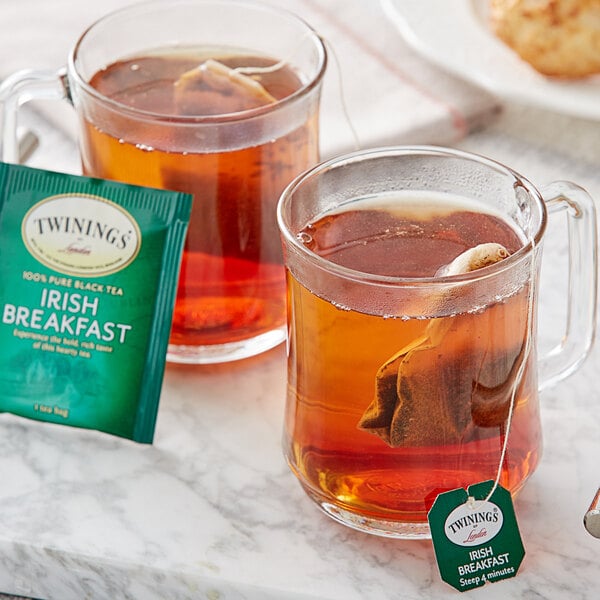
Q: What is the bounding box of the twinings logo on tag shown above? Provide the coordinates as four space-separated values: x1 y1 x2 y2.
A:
444 500 504 546
22 194 141 277
428 481 525 592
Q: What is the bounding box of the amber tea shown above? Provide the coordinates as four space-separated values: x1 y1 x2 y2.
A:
80 50 318 358
283 192 542 530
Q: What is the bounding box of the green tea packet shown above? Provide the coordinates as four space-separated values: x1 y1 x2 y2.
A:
0 162 192 443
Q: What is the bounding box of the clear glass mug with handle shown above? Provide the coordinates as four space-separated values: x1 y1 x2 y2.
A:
277 146 597 538
0 0 327 365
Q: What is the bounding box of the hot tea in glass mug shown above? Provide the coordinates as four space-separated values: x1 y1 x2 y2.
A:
277 146 597 538
0 0 326 363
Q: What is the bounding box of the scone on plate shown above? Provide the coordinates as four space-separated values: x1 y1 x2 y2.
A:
490 0 600 78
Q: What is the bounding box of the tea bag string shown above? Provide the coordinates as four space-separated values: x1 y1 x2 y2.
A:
232 31 313 76
324 38 361 151
234 34 361 152
468 231 538 509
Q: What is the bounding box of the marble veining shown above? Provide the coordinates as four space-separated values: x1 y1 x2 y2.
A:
0 309 599 599
0 5 599 599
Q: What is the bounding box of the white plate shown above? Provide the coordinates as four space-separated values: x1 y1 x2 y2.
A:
381 0 600 120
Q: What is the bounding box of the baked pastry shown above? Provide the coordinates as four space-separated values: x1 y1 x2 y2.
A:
490 0 600 78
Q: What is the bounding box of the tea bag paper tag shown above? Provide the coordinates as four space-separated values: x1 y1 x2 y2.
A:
427 480 525 592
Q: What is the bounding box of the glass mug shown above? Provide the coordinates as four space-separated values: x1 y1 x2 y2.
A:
277 146 597 538
0 0 327 364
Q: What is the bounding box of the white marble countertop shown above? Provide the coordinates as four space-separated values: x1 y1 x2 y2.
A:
0 104 597 600
1 2 600 600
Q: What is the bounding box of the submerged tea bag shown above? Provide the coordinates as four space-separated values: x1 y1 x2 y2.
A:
358 243 523 447
174 59 276 114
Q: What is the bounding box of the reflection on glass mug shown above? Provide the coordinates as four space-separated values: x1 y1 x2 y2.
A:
277 146 597 538
0 0 327 364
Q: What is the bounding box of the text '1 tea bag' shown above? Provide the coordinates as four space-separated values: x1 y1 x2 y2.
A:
358 243 521 447
174 59 276 115
0 163 192 443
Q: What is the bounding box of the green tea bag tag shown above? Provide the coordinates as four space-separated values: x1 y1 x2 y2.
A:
427 480 525 592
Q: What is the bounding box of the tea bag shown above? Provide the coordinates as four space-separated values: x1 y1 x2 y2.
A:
358 243 515 447
174 59 276 114
469 341 528 427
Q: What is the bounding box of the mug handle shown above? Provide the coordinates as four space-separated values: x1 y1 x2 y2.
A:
0 68 68 163
538 181 598 391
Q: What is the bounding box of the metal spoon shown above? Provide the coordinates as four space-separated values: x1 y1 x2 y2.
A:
584 487 600 538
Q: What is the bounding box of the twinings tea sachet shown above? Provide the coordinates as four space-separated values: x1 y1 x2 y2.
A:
0 162 192 442
428 481 525 592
